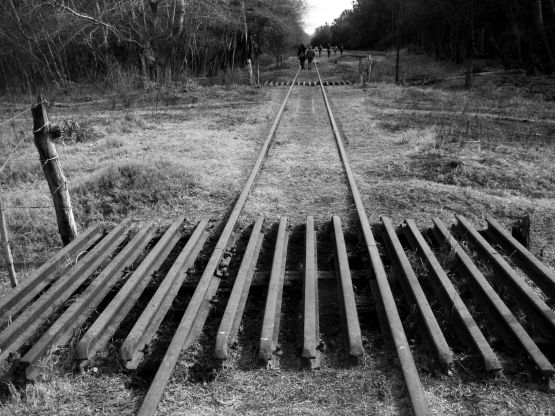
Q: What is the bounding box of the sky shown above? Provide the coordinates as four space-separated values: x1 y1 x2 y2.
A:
303 0 354 35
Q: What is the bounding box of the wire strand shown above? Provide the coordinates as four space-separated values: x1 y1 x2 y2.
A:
0 134 27 173
0 100 47 128
3 206 54 210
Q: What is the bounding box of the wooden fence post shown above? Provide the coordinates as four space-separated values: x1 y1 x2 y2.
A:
31 95 77 246
0 186 17 287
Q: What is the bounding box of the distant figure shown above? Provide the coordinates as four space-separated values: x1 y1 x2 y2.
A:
306 46 315 69
318 44 322 58
333 45 337 55
339 43 344 56
326 44 331 57
298 43 307 69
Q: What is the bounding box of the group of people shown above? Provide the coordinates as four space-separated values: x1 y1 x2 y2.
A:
297 43 345 69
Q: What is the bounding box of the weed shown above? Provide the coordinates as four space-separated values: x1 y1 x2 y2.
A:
58 118 103 144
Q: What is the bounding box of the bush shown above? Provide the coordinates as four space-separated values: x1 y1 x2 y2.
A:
58 118 103 144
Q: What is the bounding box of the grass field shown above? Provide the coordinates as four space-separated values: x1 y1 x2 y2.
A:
0 50 554 415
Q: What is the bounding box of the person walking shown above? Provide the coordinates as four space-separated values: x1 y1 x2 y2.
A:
326 44 331 57
297 43 307 69
339 43 344 56
306 46 315 69
318 44 322 58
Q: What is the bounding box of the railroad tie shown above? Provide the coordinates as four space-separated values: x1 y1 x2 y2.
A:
260 217 289 363
432 218 554 384
0 219 132 361
215 217 265 360
485 217 555 301
332 216 364 360
76 217 185 361
121 219 211 368
457 215 555 339
381 216 454 370
0 224 103 326
21 222 156 380
302 216 320 368
403 219 501 372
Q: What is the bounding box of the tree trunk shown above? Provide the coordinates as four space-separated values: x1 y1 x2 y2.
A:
0 188 17 287
508 1 523 66
533 0 554 71
172 0 185 37
394 0 401 84
31 96 77 246
241 0 249 63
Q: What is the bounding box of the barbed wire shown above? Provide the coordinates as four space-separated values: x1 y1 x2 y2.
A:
0 100 47 128
3 206 54 209
0 134 28 173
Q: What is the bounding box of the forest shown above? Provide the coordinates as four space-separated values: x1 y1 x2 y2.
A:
312 0 555 74
0 0 306 91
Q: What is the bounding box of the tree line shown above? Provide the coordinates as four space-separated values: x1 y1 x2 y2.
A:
313 0 555 74
0 0 306 91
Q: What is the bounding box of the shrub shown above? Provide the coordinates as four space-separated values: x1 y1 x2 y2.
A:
58 118 103 144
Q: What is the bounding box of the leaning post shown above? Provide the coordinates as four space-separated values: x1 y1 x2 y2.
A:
0 185 17 287
31 95 77 246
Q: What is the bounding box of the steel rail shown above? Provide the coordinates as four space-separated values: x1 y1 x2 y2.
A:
457 215 555 339
332 216 364 358
137 68 300 416
259 217 289 361
76 217 185 361
485 217 555 301
121 219 211 368
21 222 156 380
214 217 265 360
0 224 104 325
315 62 431 416
302 216 320 367
0 219 132 361
432 218 554 379
381 216 453 369
403 219 501 372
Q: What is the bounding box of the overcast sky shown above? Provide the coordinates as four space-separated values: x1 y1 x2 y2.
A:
303 0 354 35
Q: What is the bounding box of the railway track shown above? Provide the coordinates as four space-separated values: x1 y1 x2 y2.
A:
0 65 554 416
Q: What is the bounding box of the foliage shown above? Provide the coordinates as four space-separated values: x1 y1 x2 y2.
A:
312 0 555 74
0 0 307 90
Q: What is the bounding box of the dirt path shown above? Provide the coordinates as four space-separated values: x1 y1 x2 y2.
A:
242 85 355 226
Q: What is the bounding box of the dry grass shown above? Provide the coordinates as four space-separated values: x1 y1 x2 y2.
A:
1 51 554 415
